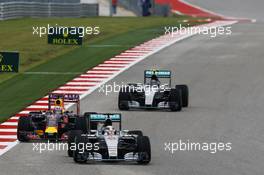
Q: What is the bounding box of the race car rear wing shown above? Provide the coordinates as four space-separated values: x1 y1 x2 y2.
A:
89 113 121 121
144 70 172 85
86 113 122 132
48 93 80 114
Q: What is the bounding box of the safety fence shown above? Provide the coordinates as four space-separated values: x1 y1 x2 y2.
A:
0 0 98 20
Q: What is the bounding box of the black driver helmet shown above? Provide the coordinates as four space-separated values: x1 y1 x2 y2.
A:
104 118 112 127
151 74 158 81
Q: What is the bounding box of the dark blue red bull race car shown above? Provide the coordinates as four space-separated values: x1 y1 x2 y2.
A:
17 93 81 142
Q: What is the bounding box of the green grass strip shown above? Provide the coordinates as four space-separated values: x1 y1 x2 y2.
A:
0 17 205 123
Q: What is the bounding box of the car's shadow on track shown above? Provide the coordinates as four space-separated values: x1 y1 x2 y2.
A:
62 155 153 166
116 107 191 113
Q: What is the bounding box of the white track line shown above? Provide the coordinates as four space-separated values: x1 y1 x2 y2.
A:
87 70 116 74
110 58 137 61
0 129 17 132
0 141 18 156
59 86 90 90
34 100 49 103
0 136 17 139
79 74 110 78
27 105 50 109
52 90 85 94
73 78 103 81
66 82 98 86
93 66 123 70
1 122 17 126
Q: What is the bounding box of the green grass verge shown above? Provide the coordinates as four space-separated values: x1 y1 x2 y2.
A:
0 16 205 123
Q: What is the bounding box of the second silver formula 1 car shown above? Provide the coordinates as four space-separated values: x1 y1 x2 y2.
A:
118 70 189 111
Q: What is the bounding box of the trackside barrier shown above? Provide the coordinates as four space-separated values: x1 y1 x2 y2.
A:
154 3 170 17
0 3 3 20
0 0 98 20
118 0 141 16
0 0 80 2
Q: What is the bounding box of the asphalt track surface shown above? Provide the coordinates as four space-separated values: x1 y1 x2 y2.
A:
187 0 264 21
1 1 264 175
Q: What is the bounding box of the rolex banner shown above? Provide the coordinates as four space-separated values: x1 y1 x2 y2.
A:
48 27 83 45
0 52 19 73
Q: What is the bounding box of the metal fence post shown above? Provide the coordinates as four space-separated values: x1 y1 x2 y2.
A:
109 0 113 16
48 2 51 17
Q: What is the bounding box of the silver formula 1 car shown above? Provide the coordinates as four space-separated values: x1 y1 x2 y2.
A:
118 70 189 111
68 113 151 164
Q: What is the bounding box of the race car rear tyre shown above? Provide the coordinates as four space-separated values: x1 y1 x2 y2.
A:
118 87 131 110
128 130 143 136
17 117 32 142
73 135 88 164
68 130 83 157
137 136 151 165
169 89 182 111
75 117 87 133
176 84 189 107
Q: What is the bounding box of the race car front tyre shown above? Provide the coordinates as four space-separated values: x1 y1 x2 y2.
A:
176 84 189 107
128 130 143 136
73 135 88 164
17 117 32 142
137 136 151 165
118 87 131 110
169 89 182 111
68 130 83 157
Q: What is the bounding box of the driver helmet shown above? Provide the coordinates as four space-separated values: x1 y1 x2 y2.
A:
104 125 115 135
150 74 160 86
104 118 112 127
53 106 63 114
